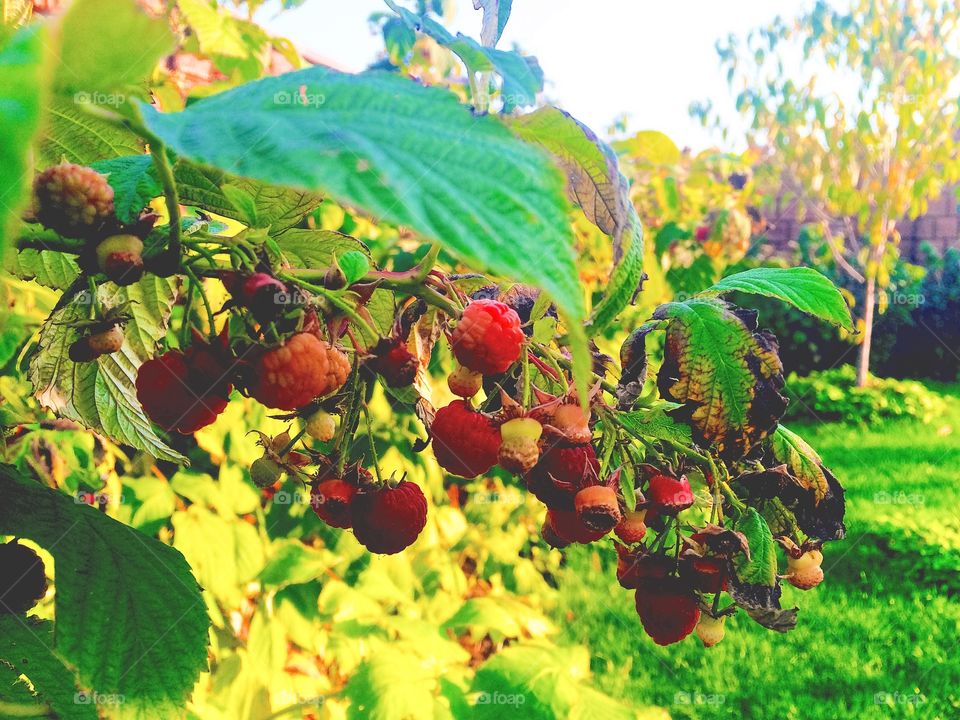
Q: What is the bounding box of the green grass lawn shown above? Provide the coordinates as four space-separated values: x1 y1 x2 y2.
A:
555 383 960 720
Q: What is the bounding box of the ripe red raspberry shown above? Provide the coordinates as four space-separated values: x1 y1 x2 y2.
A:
614 510 648 545
136 339 234 433
574 484 622 533
0 541 47 614
33 162 114 238
351 480 427 554
311 478 357 529
498 417 542 474
96 234 144 286
450 299 524 375
648 472 694 514
545 508 608 545
524 443 599 511
367 336 418 388
251 333 350 410
431 400 500 478
634 576 701 646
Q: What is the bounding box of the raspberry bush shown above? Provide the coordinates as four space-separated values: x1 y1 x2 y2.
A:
0 1 854 717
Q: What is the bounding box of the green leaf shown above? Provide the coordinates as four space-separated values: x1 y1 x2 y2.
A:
258 540 338 589
5 233 81 289
768 424 829 505
136 66 584 328
39 99 144 167
176 0 247 59
618 405 693 447
271 228 371 268
29 276 185 462
654 298 787 459
172 504 265 606
174 161 323 234
337 250 370 284
702 266 853 330
0 466 209 717
613 129 681 164
388 2 542 109
442 597 555 642
91 155 161 224
344 647 443 720
57 0 174 95
506 106 643 332
0 616 97 720
733 507 778 587
0 25 47 256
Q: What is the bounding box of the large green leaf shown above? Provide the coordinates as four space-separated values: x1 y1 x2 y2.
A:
0 466 209 717
272 228 372 267
343 646 446 720
29 276 184 462
702 266 853 331
39 99 144 168
174 161 323 235
56 0 174 95
0 24 46 257
135 66 583 327
0 616 97 720
733 507 778 587
655 298 787 459
5 229 81 289
388 2 542 109
507 106 643 332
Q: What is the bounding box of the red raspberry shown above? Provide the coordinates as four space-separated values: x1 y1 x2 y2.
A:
0 541 47 614
679 554 729 594
574 484 622 533
367 336 418 388
648 473 694 514
634 576 701 646
311 478 357 529
431 401 500 478
33 162 114 238
96 235 144 286
615 544 674 590
450 299 524 375
236 272 290 324
351 480 427 554
136 339 234 434
251 333 350 410
524 443 599 511
545 508 608 544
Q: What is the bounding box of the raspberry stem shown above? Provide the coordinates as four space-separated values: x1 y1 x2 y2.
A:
184 267 217 338
149 143 182 260
362 405 383 484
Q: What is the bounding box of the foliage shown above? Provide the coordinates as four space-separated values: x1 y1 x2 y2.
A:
0 1 855 718
783 366 947 425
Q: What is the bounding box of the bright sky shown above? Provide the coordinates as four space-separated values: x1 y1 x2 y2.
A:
261 0 835 150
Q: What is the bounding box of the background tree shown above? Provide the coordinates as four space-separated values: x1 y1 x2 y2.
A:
696 0 960 386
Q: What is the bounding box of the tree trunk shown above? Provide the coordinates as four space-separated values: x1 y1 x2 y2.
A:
856 271 876 387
